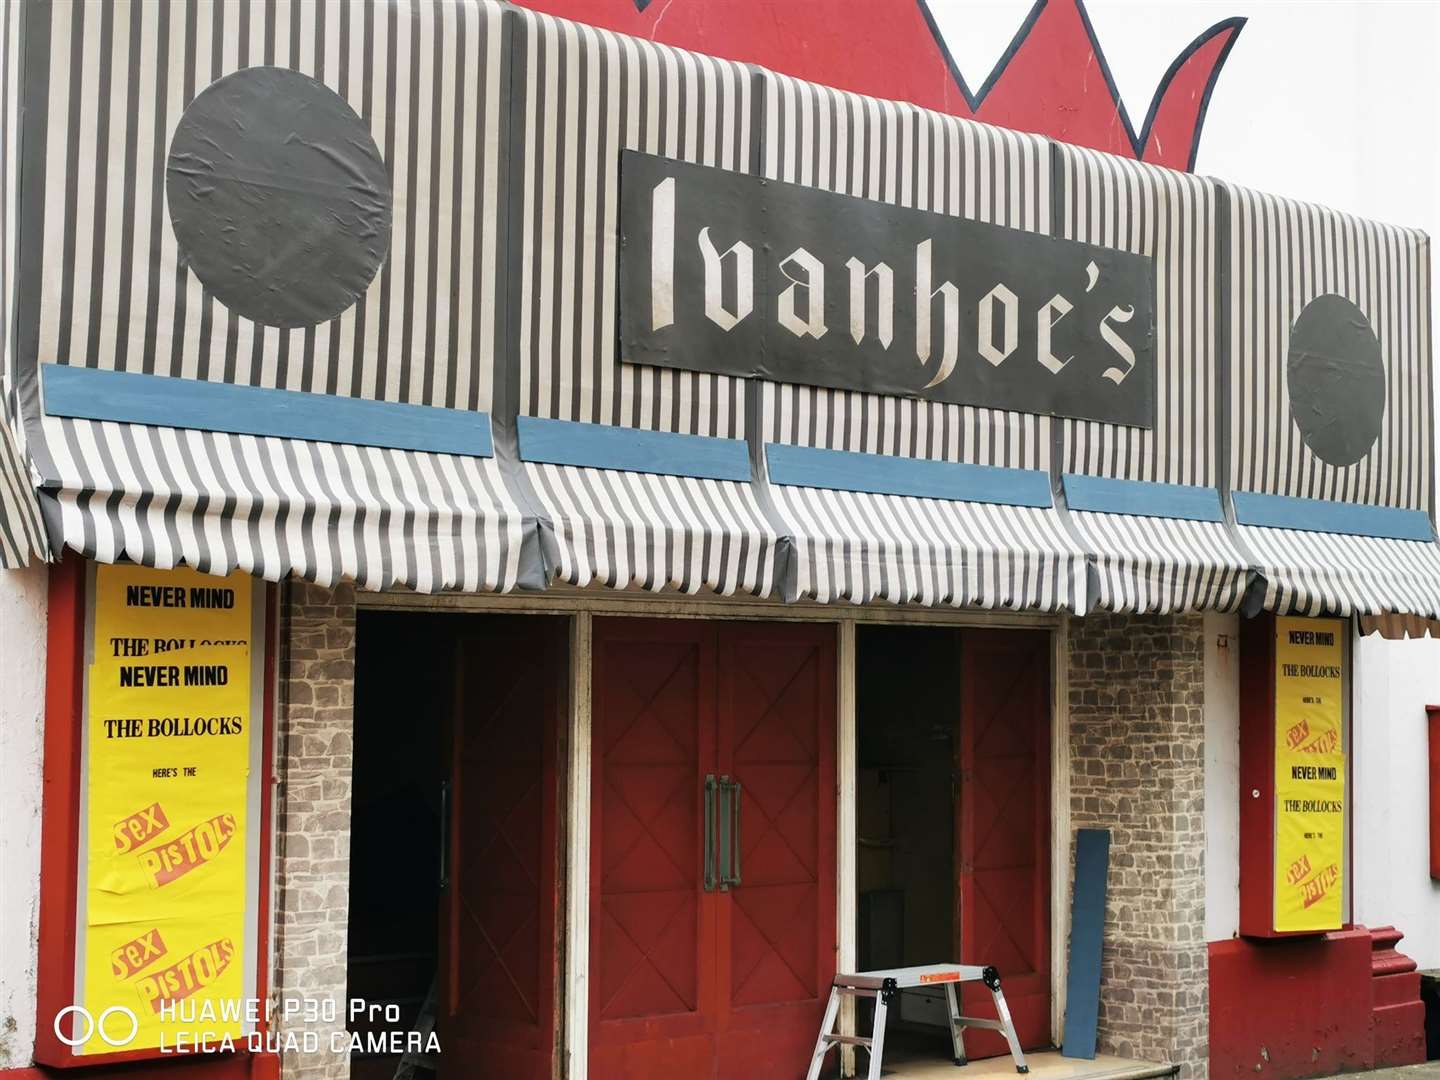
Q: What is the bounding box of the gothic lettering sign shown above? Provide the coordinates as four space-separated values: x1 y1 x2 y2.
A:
620 151 1156 427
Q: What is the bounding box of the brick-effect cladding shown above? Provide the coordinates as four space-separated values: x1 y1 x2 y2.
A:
1068 612 1207 1077
273 582 357 1080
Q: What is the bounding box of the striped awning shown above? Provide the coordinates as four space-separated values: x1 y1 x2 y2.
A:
1068 511 1249 614
0 400 47 568
1240 524 1440 620
770 483 1086 610
36 414 538 593
517 418 784 597
1059 477 1251 614
525 464 783 596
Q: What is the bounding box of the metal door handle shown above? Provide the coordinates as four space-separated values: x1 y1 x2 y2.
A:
718 776 742 890
704 775 718 892
439 779 451 890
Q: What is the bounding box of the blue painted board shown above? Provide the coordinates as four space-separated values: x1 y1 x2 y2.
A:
1063 473 1224 523
1232 490 1434 542
517 415 751 482
1062 828 1111 1060
766 442 1052 508
42 364 493 457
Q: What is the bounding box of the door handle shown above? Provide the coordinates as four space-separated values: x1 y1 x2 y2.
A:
717 776 742 890
704 774 718 892
438 779 451 891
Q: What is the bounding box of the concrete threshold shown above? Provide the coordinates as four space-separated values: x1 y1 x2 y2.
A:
878 1050 1176 1079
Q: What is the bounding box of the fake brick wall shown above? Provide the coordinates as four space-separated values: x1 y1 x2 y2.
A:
273 582 358 1080
1067 613 1209 1077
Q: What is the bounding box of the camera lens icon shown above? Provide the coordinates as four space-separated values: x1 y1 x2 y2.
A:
54 1004 140 1048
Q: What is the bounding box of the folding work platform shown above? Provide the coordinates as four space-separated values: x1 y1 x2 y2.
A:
807 964 1029 1079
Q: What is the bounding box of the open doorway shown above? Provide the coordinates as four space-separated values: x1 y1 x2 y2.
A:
856 625 1054 1070
857 625 959 1062
348 611 566 1080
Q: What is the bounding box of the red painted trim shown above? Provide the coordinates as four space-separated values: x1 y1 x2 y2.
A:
1427 705 1440 880
34 557 86 1067
252 585 278 1043
1238 612 1278 938
31 564 277 1069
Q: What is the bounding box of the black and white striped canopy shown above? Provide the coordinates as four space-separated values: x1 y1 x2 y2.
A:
0 0 1438 624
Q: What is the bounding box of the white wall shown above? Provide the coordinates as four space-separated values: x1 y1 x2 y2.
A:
1204 612 1241 943
0 564 47 1068
1353 631 1440 968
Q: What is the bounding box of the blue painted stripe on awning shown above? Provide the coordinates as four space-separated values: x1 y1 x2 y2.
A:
517 416 752 482
766 442 1053 508
1233 490 1436 542
1062 474 1224 523
42 365 494 457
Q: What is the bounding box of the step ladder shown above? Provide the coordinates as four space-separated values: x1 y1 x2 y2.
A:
806 964 1029 1080
392 977 438 1080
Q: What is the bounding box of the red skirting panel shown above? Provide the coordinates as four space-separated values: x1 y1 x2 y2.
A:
1209 929 1374 1078
1428 706 1440 880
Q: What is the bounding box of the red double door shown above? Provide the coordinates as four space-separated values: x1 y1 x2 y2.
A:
590 619 838 1079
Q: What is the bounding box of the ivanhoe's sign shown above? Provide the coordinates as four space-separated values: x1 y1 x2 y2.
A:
620 151 1157 428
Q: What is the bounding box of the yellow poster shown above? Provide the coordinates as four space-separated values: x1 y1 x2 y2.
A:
80 564 256 1054
1272 615 1346 933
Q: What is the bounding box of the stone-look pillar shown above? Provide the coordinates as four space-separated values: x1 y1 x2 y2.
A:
273 582 358 1080
1067 613 1208 1077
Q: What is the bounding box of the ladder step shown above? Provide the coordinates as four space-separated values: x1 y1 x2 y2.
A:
823 1034 874 1048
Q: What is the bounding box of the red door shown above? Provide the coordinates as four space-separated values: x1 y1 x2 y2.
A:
441 620 564 1079
957 628 1052 1056
591 619 836 1079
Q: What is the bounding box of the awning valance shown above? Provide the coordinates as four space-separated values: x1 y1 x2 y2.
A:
517 419 784 597
1240 524 1440 620
1068 511 1249 614
36 415 539 594
770 483 1087 611
763 445 1086 611
0 399 46 568
525 463 784 597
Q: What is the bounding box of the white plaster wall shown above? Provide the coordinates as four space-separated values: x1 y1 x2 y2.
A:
1203 612 1241 943
0 564 46 1068
1352 631 1440 969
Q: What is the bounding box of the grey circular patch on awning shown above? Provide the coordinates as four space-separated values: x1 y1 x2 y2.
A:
1286 294 1385 467
166 66 392 329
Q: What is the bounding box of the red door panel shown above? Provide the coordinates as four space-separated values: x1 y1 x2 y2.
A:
591 620 718 1077
591 619 837 1080
441 620 563 1080
718 624 837 1080
958 629 1052 1057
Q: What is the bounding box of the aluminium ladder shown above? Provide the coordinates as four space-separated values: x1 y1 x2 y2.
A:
805 963 1029 1079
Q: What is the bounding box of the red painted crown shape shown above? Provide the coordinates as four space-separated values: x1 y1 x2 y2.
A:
520 0 1244 172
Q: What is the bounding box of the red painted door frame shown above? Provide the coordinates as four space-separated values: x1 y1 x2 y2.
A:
589 618 837 1080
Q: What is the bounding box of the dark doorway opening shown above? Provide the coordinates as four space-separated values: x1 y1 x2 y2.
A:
347 611 565 1080
855 625 1054 1069
856 625 959 1064
349 612 446 1080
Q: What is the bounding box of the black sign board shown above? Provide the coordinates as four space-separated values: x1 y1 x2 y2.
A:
620 151 1156 428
